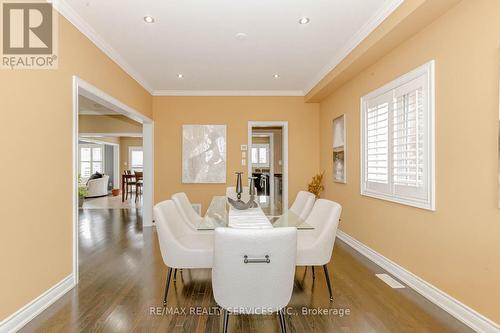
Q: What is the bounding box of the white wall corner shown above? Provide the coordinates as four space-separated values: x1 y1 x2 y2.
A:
0 274 75 333
337 230 500 333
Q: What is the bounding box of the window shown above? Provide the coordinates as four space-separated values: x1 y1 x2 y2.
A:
251 144 270 167
129 146 143 172
79 144 104 178
361 61 435 210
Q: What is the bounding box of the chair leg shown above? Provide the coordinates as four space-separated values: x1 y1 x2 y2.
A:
323 264 333 301
173 268 177 282
163 267 172 306
312 266 315 279
278 309 287 333
222 309 229 333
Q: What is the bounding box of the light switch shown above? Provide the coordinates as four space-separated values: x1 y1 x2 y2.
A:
241 159 246 166
242 151 246 158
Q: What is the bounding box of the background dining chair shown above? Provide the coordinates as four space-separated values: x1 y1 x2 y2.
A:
296 199 342 301
134 171 143 203
289 191 316 220
124 170 136 200
154 200 213 305
212 227 297 333
172 192 202 230
226 186 250 201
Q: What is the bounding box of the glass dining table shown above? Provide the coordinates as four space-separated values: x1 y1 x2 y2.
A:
196 196 314 230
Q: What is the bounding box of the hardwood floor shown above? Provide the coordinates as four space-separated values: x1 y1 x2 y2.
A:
21 209 473 333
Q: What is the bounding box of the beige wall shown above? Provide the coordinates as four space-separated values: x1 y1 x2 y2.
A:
0 14 151 319
119 137 144 179
319 0 500 322
153 96 320 213
79 115 142 134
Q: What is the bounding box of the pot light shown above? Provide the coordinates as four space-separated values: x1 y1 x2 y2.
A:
273 74 280 79
298 17 310 25
177 74 184 79
143 16 155 23
235 32 248 41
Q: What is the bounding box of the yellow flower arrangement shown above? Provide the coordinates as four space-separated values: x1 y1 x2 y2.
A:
307 171 325 198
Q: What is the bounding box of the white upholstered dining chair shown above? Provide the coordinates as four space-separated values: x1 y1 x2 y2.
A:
289 190 316 220
154 200 213 305
212 227 297 333
296 199 342 301
172 192 202 230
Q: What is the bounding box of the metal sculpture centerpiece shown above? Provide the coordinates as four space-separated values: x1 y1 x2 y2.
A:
227 173 258 210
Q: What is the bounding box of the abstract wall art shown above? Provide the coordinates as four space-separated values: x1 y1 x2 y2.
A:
182 125 227 183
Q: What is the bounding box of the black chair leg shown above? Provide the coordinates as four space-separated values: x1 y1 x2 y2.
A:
222 309 229 333
278 309 287 333
323 264 333 301
163 267 172 306
312 266 315 279
173 269 177 282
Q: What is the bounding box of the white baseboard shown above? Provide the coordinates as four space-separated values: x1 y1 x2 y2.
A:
0 274 75 333
337 230 500 333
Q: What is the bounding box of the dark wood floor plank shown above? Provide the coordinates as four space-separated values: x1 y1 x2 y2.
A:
20 208 473 333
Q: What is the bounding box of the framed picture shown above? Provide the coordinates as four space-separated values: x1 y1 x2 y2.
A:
182 124 227 183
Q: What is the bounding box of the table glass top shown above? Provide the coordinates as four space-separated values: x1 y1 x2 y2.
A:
196 196 314 230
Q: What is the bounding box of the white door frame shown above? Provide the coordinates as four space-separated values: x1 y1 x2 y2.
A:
72 76 154 285
251 132 274 201
247 121 288 210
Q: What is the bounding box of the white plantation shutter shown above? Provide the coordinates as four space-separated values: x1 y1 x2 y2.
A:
365 96 390 194
361 61 435 210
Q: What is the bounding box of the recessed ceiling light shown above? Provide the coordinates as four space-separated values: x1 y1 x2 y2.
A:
235 32 248 41
177 74 184 79
143 16 155 23
298 17 310 25
273 74 280 79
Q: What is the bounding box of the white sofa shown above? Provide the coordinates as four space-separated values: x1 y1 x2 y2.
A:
86 175 109 198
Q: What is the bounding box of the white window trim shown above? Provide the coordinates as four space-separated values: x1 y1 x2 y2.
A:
360 60 435 211
128 146 143 172
79 144 105 178
251 143 271 168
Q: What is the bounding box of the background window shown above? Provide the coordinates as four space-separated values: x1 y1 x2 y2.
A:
79 145 104 178
251 144 270 167
129 147 143 172
361 61 435 210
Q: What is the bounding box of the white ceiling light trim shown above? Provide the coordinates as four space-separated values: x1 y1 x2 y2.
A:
303 0 404 95
51 0 154 93
152 90 304 97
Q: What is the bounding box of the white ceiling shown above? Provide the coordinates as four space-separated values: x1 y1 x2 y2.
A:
57 0 402 95
79 95 119 115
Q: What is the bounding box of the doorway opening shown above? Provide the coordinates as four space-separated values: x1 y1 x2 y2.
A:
72 77 154 284
248 121 288 216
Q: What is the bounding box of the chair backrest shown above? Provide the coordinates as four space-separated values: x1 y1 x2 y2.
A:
172 192 201 229
212 227 297 314
304 199 342 264
289 191 316 220
134 171 143 181
153 200 194 268
226 186 250 201
125 170 132 175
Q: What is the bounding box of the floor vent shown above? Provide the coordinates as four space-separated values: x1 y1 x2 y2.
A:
376 273 406 289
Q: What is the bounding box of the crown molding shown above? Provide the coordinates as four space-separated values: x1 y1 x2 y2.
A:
303 0 404 95
152 90 305 97
51 0 154 94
